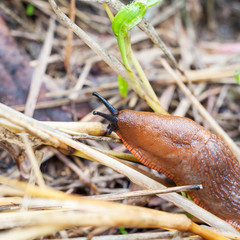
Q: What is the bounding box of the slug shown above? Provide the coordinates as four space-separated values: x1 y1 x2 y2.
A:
92 92 240 231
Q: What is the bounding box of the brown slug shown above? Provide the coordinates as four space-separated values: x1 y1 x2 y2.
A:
92 92 240 231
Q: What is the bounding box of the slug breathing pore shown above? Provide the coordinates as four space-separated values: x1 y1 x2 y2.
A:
92 92 240 231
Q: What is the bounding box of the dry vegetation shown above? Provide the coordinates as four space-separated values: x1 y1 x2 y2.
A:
0 0 239 239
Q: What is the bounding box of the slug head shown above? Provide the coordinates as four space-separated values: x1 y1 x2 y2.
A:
92 92 119 135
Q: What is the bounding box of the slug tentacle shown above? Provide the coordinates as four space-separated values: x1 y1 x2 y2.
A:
93 110 118 135
92 92 118 116
93 111 118 124
92 92 120 134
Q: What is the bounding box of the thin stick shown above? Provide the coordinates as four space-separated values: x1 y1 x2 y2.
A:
21 134 46 188
24 18 55 117
73 134 121 143
102 3 114 21
0 176 231 240
64 0 75 71
87 184 202 201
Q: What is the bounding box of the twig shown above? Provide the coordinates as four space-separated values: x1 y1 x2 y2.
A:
73 134 121 143
21 134 45 188
24 17 55 117
64 0 75 71
0 176 232 240
87 184 202 201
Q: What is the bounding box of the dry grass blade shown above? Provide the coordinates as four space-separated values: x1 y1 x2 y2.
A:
0 176 231 240
0 119 108 137
0 2 34 31
0 228 192 240
44 121 108 136
0 103 237 234
21 134 45 187
69 57 99 100
73 135 121 143
64 0 75 71
86 184 202 201
0 186 201 206
24 17 55 117
0 225 62 240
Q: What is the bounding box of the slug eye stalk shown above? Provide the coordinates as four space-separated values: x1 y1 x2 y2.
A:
93 111 118 125
92 92 118 116
92 93 119 135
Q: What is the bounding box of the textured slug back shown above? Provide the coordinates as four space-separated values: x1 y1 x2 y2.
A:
189 134 240 230
116 110 211 180
116 110 240 231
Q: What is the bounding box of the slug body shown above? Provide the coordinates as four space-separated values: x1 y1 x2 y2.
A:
92 93 240 231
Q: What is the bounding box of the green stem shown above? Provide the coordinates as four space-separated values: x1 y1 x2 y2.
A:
117 36 132 71
129 45 158 102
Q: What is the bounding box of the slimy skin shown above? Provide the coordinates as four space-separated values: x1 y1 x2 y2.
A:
92 92 240 231
117 111 240 230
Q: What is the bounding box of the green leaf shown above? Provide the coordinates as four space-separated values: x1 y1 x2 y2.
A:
119 226 128 235
234 69 240 85
26 4 35 16
181 191 193 219
118 76 128 98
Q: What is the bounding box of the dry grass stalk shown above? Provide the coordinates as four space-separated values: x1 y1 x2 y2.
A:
64 0 75 71
0 102 237 234
0 176 231 240
24 18 55 117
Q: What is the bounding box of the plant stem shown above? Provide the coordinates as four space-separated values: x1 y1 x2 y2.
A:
102 2 168 114
102 3 114 21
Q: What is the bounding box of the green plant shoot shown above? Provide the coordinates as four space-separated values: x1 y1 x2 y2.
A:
112 0 163 97
112 0 163 71
118 76 128 97
119 226 128 235
26 4 35 16
234 69 240 85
